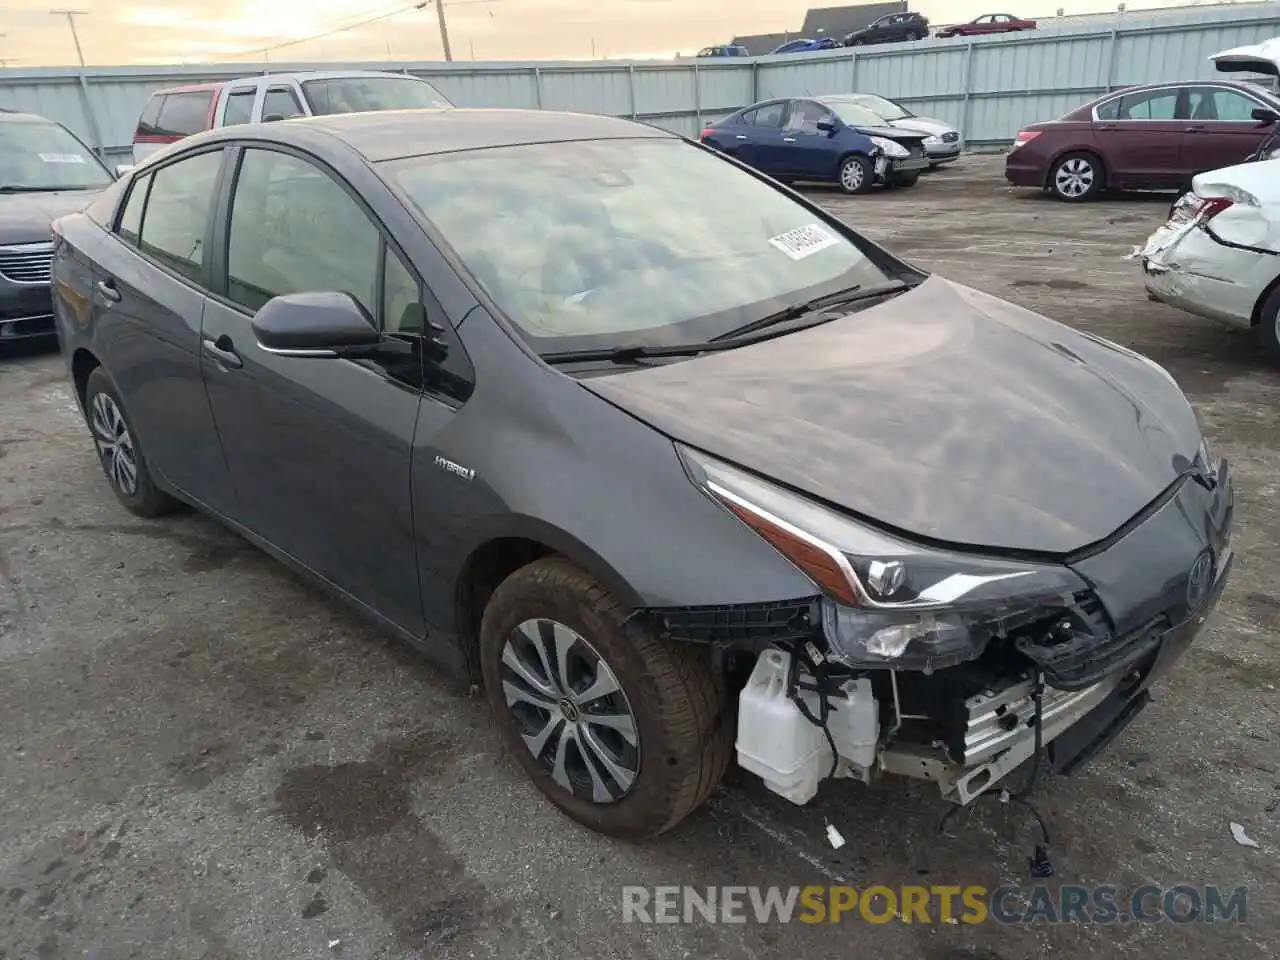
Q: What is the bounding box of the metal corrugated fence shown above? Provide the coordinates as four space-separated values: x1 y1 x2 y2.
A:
1 2 1279 163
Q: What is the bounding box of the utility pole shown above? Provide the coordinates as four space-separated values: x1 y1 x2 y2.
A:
49 9 88 67
420 0 452 62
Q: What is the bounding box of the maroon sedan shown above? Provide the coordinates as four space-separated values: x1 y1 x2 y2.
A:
937 13 1037 38
1006 80 1280 201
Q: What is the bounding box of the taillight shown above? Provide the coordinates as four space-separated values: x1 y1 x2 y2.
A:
1011 130 1041 150
700 126 714 140
1197 196 1234 222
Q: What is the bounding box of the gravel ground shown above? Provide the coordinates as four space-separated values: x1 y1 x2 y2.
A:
1 155 1277 960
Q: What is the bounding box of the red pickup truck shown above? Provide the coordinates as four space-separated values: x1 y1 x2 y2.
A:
936 13 1038 38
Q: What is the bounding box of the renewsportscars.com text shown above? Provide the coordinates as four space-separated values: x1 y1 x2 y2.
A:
621 885 1248 925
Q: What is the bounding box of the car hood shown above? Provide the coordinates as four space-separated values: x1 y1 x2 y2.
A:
583 276 1201 555
1212 37 1280 79
0 189 103 245
853 124 928 142
886 116 957 137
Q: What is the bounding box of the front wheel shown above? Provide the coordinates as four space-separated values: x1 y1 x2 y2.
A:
1049 151 1104 202
904 30 920 41
888 171 921 188
479 557 733 838
83 367 178 518
838 154 874 194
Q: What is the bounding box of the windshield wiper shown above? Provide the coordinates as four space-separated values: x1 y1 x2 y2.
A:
541 339 751 366
713 279 910 341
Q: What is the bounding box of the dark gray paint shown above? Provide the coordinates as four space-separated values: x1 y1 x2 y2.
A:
51 108 1217 677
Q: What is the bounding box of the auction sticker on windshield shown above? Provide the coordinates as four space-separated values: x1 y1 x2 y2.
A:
39 153 86 164
768 224 839 261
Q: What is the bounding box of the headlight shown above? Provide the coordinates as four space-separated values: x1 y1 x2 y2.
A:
680 446 1089 672
924 135 941 144
868 136 909 159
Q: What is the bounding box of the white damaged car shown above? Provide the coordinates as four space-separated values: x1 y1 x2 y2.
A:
1139 158 1280 361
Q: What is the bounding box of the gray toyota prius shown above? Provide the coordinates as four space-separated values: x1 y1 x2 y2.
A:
51 108 1234 840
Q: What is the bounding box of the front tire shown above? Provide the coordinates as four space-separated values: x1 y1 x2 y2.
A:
479 557 732 838
838 154 874 194
1259 286 1280 364
83 367 178 518
1049 151 1104 202
904 30 920 41
888 171 921 188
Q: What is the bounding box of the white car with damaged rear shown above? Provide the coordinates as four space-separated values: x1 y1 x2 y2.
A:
1140 158 1280 361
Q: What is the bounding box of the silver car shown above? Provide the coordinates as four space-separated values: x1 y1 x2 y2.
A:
845 93 963 166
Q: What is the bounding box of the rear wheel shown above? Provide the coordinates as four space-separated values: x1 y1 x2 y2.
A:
1049 151 1104 202
904 30 920 40
1259 287 1280 364
479 556 732 838
83 368 178 518
838 154 874 194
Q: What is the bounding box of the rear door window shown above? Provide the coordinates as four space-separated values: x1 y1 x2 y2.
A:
743 103 786 128
155 91 214 137
262 86 305 120
1117 89 1182 120
137 150 224 282
222 88 256 126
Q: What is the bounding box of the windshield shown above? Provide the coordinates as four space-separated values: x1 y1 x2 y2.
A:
389 138 891 353
824 100 895 127
847 94 911 121
301 76 452 115
0 121 112 191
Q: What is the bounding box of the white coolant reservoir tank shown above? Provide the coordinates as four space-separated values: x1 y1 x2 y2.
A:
826 678 879 778
735 650 826 805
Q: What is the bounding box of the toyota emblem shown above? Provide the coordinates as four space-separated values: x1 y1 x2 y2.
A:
1186 550 1214 611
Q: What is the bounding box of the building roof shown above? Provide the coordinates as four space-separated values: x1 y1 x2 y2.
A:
801 2 908 38
730 33 794 56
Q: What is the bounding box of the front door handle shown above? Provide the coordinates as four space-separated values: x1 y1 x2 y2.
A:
1185 124 1206 133
1096 123 1117 131
202 335 243 370
735 135 748 140
96 279 121 304
783 136 797 142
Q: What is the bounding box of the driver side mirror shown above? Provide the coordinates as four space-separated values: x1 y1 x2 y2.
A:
113 163 135 178
816 117 837 134
251 291 381 358
1251 107 1279 125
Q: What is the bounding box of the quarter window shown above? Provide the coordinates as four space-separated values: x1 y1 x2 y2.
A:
383 250 423 335
155 91 213 137
222 89 256 126
137 150 223 282
225 149 379 316
117 172 151 245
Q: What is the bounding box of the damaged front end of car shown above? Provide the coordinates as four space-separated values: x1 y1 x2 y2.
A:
638 445 1235 810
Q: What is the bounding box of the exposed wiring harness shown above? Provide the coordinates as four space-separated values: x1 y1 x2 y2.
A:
784 646 841 781
939 671 1055 878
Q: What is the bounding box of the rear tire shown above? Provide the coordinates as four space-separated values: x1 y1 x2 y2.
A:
837 154 874 194
479 556 732 838
1259 287 1280 365
904 30 920 41
83 367 178 518
1049 151 1104 202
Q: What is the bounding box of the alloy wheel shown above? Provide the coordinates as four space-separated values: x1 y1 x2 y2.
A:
500 618 640 803
841 159 865 192
89 392 139 496
1055 157 1095 199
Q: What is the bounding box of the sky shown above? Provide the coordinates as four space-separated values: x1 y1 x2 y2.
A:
1 0 1220 67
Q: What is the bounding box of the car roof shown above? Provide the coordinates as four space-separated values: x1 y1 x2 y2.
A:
0 109 61 124
150 81 224 96
150 70 438 98
186 107 676 163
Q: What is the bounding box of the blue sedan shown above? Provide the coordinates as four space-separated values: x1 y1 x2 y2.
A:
700 96 930 194
770 37 843 54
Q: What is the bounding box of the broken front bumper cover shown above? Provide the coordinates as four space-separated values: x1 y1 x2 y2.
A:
882 545 1232 806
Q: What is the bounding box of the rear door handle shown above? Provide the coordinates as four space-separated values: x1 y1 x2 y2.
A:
96 279 120 304
735 135 749 140
1185 125 1206 132
202 335 243 370
1096 123 1117 130
783 136 797 142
